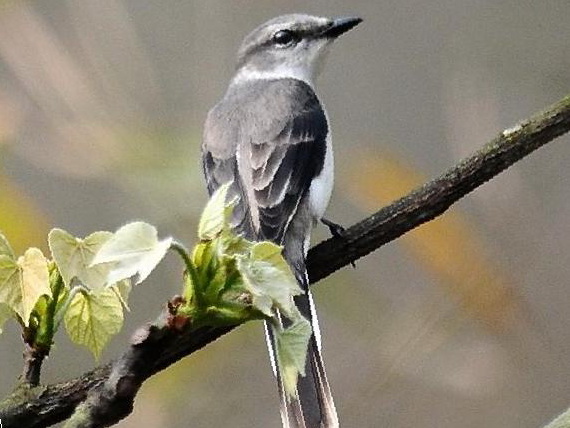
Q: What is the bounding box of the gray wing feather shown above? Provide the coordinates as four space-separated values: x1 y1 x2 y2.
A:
202 78 327 243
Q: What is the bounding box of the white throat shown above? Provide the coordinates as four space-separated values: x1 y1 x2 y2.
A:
231 63 315 87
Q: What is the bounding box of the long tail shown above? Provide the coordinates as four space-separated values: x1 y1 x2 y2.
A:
265 287 338 427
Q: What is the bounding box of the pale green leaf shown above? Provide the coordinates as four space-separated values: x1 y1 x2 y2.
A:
237 242 302 318
0 302 13 334
0 248 51 326
91 222 172 285
219 231 253 257
0 256 18 308
275 318 312 397
544 406 570 428
0 232 15 259
236 240 310 397
19 249 51 323
48 228 113 289
198 182 234 241
207 258 228 298
64 288 123 359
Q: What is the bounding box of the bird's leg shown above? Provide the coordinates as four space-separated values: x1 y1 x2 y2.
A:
320 218 355 267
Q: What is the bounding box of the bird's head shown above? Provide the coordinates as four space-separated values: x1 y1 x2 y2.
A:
233 14 362 86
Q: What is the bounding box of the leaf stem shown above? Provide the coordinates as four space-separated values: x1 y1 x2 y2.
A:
36 271 64 349
54 285 85 331
170 241 202 305
22 269 66 386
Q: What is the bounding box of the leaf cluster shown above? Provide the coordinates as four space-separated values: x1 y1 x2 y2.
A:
179 183 312 396
0 183 312 395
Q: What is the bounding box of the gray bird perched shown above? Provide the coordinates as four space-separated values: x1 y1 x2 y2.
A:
201 13 361 427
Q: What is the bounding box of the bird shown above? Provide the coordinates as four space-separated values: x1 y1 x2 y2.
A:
201 13 361 427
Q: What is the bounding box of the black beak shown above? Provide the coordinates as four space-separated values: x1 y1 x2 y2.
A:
322 16 363 38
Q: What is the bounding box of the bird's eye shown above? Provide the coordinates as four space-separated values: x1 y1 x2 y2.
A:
272 30 297 47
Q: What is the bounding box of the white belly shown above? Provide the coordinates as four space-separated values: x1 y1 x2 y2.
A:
309 132 334 220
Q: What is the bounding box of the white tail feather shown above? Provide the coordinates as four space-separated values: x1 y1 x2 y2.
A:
264 293 338 427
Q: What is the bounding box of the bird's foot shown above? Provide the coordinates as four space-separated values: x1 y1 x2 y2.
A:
321 217 346 238
320 217 356 268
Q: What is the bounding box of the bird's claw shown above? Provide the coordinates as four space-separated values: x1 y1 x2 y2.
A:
321 217 346 238
320 218 356 268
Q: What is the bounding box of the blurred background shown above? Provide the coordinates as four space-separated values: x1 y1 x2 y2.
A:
1 1 570 427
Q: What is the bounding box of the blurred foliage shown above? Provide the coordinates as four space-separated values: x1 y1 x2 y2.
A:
346 150 518 331
115 129 205 224
0 171 49 254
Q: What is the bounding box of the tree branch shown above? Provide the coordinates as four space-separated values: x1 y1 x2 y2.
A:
307 95 570 282
1 95 569 427
21 341 48 387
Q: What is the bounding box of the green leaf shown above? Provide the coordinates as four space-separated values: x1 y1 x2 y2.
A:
0 232 15 259
235 241 310 398
91 222 172 285
64 287 123 359
205 255 236 302
0 248 51 326
33 294 50 323
0 302 13 334
48 229 114 289
191 242 209 269
53 283 70 325
198 182 234 241
218 229 253 258
237 242 302 318
275 318 312 397
544 406 570 428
